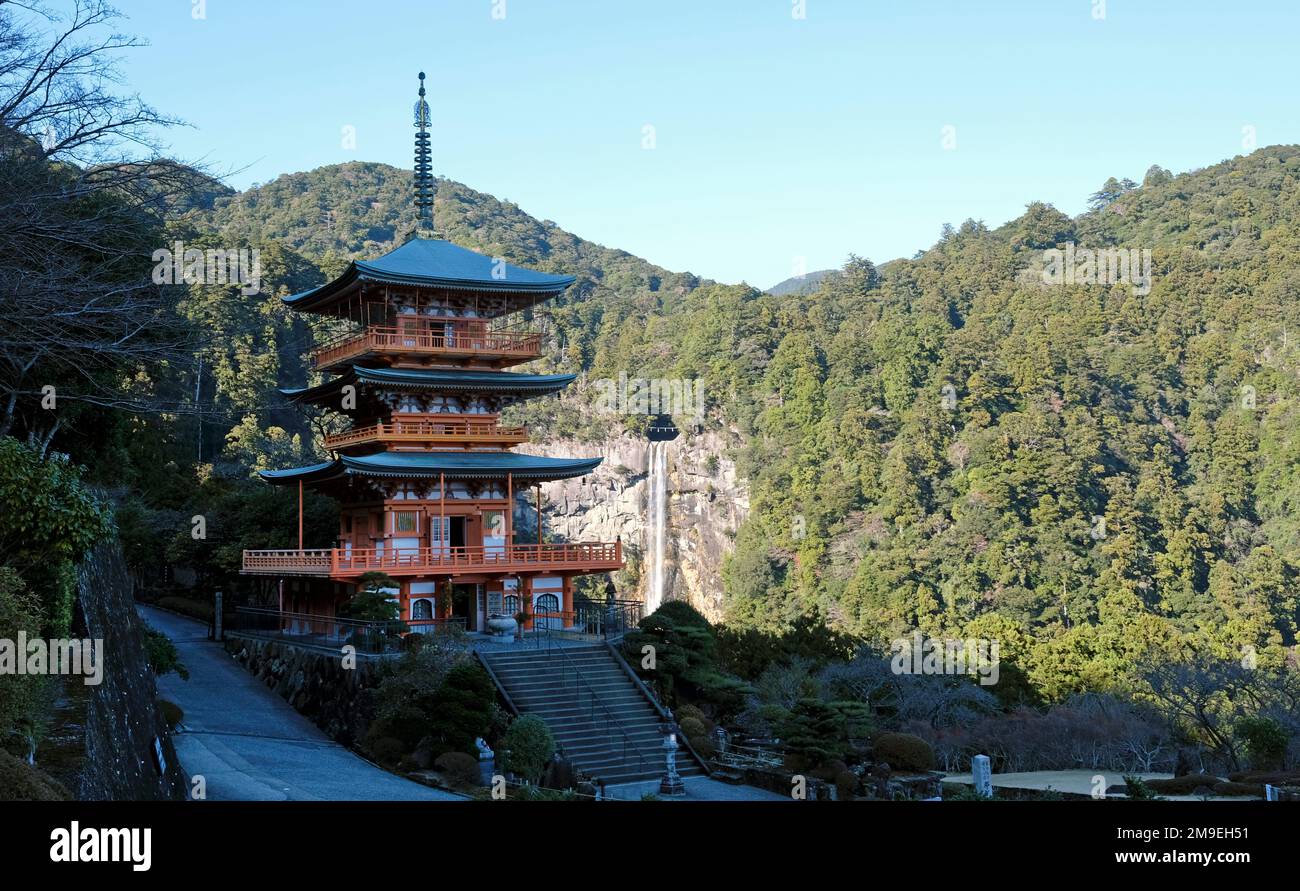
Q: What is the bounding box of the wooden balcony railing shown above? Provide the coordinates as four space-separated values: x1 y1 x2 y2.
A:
241 541 623 577
310 323 542 370
324 418 528 451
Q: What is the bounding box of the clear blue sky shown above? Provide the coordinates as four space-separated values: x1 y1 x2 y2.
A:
108 0 1298 287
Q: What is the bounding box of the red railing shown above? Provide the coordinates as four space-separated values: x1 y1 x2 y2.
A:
310 323 542 370
241 541 623 577
324 418 528 451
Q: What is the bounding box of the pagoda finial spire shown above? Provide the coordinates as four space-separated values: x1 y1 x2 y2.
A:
413 71 436 237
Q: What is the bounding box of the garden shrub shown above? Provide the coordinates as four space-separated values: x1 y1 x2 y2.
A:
434 751 481 787
502 715 555 783
158 699 184 729
677 716 714 757
367 736 405 766
1144 773 1221 794
872 732 935 771
425 663 496 753
1236 716 1289 771
1211 781 1261 797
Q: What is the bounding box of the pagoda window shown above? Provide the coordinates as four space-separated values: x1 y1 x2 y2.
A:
411 598 434 621
487 590 504 615
394 511 418 533
504 594 520 617
430 516 451 556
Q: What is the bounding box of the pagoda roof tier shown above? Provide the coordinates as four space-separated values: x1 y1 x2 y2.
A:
259 451 602 485
280 366 577 406
283 238 576 312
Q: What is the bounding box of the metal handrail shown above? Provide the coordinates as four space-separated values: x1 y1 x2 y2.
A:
227 606 465 655
536 627 649 777
604 639 712 776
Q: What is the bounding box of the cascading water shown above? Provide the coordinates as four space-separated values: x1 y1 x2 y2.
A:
645 439 669 613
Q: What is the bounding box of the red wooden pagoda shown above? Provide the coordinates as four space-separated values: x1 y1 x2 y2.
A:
241 73 621 632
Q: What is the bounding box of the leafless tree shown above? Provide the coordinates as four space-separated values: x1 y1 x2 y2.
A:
1141 657 1299 772
0 1 201 451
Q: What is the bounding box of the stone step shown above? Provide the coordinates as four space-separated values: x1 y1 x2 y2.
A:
478 646 707 782
512 690 649 708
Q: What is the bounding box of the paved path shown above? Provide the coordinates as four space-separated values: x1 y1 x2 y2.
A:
607 776 791 801
137 605 462 801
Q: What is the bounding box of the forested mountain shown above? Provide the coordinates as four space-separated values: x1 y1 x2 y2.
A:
767 269 837 296
695 147 1300 703
91 147 1300 704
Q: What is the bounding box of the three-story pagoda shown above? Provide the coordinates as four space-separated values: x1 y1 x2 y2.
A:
241 73 621 632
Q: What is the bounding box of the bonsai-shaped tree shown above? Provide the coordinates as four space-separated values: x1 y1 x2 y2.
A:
339 572 402 622
339 572 406 650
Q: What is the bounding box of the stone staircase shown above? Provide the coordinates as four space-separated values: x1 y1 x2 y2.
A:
479 643 707 786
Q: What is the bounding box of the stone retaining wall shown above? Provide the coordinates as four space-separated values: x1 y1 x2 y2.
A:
224 635 379 746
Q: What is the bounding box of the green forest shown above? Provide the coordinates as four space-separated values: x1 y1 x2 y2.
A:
10 146 1300 699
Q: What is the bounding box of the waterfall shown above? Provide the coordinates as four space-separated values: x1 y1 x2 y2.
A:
645 439 669 614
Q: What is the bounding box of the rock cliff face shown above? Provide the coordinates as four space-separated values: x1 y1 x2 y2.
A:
75 542 188 800
518 430 748 622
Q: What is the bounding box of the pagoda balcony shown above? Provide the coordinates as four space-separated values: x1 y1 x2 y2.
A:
310 322 542 372
323 418 528 451
241 541 623 578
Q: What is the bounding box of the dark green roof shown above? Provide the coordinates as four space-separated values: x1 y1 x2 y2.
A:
279 366 576 404
260 451 601 485
284 238 575 310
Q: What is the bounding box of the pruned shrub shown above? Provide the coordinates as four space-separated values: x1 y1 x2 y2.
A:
158 699 183 729
678 716 714 757
501 715 555 783
1211 781 1261 797
367 736 406 766
1145 773 1221 794
872 732 935 772
434 751 481 787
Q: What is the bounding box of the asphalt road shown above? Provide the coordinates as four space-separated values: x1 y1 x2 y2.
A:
136 605 462 801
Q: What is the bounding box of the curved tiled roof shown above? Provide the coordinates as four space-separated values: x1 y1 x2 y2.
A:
260 451 601 485
284 238 576 310
279 366 577 404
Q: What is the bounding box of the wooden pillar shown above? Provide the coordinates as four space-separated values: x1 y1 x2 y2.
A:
440 472 446 563
506 472 513 553
523 575 532 631
297 479 303 551
562 576 574 628
535 484 542 546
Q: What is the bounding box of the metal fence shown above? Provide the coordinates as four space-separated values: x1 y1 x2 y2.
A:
227 607 465 655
